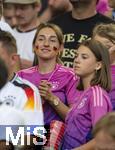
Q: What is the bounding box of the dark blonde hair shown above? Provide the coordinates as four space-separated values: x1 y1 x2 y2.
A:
93 23 115 44
93 112 115 139
77 39 111 92
0 30 17 54
33 23 64 65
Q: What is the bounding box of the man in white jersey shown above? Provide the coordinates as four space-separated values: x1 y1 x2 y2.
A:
0 74 44 125
0 30 44 148
4 0 41 69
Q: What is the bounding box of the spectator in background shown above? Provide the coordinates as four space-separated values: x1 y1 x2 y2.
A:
3 2 17 28
0 3 44 148
93 23 115 110
51 0 114 68
0 0 17 89
62 39 112 149
0 30 44 131
33 0 72 66
93 112 115 150
0 58 8 89
39 0 72 22
0 0 15 37
4 0 41 69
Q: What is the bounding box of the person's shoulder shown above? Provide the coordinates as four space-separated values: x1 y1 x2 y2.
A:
90 85 109 98
12 74 37 90
18 66 37 75
90 85 103 92
0 21 15 37
95 13 115 23
0 81 26 98
1 81 16 90
58 65 76 77
86 85 109 107
50 11 72 24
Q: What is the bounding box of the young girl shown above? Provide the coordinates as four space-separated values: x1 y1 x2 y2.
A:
93 23 115 110
17 23 78 125
62 39 112 149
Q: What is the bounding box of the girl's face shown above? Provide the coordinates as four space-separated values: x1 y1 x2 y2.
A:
74 45 101 78
34 27 61 60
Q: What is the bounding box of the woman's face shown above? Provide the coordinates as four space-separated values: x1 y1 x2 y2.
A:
34 27 61 61
73 45 101 78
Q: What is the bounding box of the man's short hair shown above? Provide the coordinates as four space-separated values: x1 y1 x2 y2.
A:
0 30 17 54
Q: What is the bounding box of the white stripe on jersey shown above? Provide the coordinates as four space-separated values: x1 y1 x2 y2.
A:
92 86 103 107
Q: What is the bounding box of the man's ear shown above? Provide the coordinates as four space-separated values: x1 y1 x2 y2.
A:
35 2 42 13
11 53 20 64
12 53 19 60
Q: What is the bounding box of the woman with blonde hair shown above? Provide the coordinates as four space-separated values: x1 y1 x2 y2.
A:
17 23 78 125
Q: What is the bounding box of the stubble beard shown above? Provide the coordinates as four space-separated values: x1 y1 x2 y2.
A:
70 0 92 8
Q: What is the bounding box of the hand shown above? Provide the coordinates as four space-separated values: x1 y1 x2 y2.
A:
109 45 115 55
38 80 55 103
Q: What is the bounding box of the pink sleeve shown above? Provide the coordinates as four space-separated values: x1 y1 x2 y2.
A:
89 86 112 126
17 71 22 77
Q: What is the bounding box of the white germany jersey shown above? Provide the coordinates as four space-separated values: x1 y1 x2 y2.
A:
0 74 44 126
